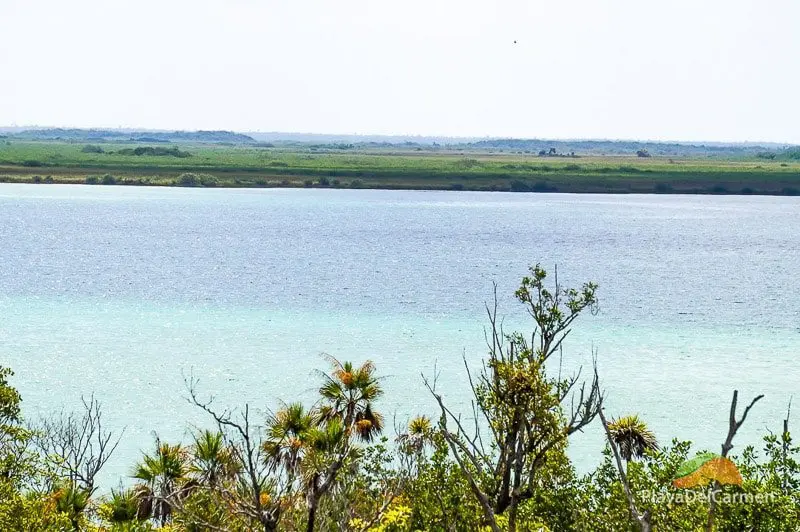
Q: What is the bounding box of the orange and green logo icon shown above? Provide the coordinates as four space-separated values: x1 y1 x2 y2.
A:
673 453 743 488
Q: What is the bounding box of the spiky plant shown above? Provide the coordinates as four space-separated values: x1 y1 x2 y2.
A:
132 439 187 525
190 429 237 487
607 415 659 464
107 486 140 523
317 356 384 442
398 415 433 454
52 482 91 531
264 402 315 475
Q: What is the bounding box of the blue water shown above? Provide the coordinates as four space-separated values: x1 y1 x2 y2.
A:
1 184 798 486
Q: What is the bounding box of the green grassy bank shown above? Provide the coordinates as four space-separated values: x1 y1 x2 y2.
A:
1 141 799 195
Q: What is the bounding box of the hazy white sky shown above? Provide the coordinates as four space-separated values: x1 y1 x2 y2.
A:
1 0 798 142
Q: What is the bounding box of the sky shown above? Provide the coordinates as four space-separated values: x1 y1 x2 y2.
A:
1 0 798 143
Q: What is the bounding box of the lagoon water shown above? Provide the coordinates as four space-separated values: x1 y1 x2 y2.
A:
1 183 798 486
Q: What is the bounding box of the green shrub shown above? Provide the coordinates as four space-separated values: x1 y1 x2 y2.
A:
303 179 313 187
101 174 116 185
117 146 191 158
510 180 530 192
22 160 43 167
318 176 330 187
81 144 104 153
85 176 99 185
350 179 363 188
178 173 199 186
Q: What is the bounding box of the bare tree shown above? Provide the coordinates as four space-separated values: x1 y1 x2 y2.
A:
187 378 291 532
706 390 764 532
32 394 122 493
424 265 602 531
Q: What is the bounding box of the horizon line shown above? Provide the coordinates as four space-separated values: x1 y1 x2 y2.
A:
0 124 796 147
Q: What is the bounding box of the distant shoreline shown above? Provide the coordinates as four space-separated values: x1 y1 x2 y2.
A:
1 140 798 196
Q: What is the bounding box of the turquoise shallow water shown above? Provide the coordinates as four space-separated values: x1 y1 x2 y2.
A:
0 184 798 486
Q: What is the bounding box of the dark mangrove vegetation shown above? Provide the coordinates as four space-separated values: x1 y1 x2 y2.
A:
2 266 798 531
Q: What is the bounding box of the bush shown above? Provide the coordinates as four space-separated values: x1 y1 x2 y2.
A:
784 148 800 160
117 146 191 158
178 173 199 186
43 176 54 183
268 161 289 167
350 179 363 188
81 145 104 153
510 180 530 192
101 174 116 185
85 176 99 185
318 176 330 187
654 183 672 193
531 181 556 192
31 175 42 183
303 179 313 187
450 183 465 191
563 164 581 171
22 160 43 167
457 158 480 169
332 179 341 187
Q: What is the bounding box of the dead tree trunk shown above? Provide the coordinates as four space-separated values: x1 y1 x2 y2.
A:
598 405 652 532
706 390 764 532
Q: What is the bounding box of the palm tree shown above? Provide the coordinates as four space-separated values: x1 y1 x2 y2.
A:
607 415 659 468
317 356 384 442
398 415 433 455
52 482 91 531
132 438 187 526
264 402 315 476
106 486 140 524
190 429 237 487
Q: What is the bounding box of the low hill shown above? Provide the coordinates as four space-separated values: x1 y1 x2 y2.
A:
9 128 255 144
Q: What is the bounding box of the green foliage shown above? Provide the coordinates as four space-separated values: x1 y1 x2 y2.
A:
1 140 799 193
102 173 117 185
1 268 800 530
117 146 191 158
0 480 73 531
82 144 105 153
0 366 21 425
607 415 660 463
